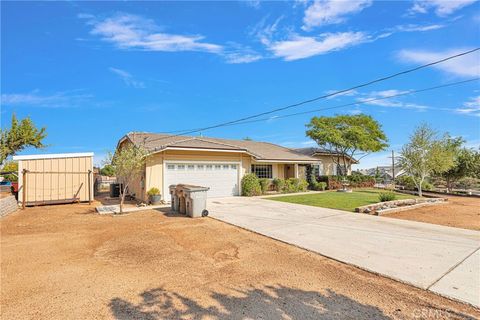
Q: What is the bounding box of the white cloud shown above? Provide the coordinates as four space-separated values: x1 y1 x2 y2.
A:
358 89 429 111
81 13 222 53
109 67 145 88
302 0 372 30
409 0 477 17
398 48 480 77
268 32 369 61
223 52 263 64
395 23 445 32
455 96 480 117
1 90 92 108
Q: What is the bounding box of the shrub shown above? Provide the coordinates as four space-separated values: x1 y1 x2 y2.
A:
282 178 309 193
147 187 160 196
298 179 309 192
241 173 262 196
272 178 285 192
259 178 270 194
317 181 327 191
378 192 396 202
318 175 375 190
283 178 299 193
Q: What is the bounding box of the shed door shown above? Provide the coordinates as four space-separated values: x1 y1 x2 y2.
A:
164 162 239 201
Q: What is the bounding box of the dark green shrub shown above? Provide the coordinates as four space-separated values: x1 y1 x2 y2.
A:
378 192 396 202
272 178 285 192
259 178 270 194
241 173 261 196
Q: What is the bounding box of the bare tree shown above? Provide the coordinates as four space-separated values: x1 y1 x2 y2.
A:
108 144 148 213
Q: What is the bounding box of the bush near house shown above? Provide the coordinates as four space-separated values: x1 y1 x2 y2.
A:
272 178 285 192
241 173 262 196
283 178 308 193
242 176 309 196
259 178 270 194
316 175 375 190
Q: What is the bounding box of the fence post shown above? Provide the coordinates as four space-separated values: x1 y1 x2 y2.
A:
22 169 27 209
88 170 92 204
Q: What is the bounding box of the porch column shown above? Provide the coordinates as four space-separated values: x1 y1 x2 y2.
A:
294 164 299 178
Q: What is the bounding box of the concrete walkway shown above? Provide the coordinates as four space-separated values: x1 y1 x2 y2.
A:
208 197 480 307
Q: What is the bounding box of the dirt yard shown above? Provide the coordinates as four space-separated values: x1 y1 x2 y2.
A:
384 195 480 231
1 203 479 319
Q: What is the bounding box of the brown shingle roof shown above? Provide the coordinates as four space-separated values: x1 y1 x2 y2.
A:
122 132 318 162
295 147 358 164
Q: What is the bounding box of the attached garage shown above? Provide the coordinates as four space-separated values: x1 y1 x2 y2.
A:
13 152 94 207
163 161 240 201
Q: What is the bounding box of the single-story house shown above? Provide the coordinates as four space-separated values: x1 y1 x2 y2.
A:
117 133 356 202
295 147 358 176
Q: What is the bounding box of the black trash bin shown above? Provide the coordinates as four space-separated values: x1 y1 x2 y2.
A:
110 183 121 198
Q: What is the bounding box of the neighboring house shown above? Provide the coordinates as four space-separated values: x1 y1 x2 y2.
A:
116 132 322 202
358 166 404 183
294 147 358 176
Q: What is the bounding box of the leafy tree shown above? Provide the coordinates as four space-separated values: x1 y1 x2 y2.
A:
1 161 18 181
306 114 388 175
399 124 455 197
1 114 47 164
108 144 148 213
100 164 116 177
436 139 478 191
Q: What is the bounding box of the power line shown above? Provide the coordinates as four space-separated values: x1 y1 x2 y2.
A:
156 78 479 134
210 78 479 127
146 48 479 143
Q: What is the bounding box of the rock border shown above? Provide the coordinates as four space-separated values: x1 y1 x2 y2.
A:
355 198 447 216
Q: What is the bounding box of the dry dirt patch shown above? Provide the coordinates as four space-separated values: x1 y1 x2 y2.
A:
384 195 480 231
1 203 479 319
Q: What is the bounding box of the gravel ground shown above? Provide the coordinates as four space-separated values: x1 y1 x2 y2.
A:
1 202 479 319
384 195 480 231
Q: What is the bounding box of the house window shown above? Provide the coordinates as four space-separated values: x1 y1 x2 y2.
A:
251 164 272 179
187 164 195 170
215 164 222 170
230 164 237 170
167 164 175 170
197 164 204 170
223 164 229 169
313 163 324 176
177 164 185 170
206 164 213 170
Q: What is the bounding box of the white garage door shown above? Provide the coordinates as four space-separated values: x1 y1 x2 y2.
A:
164 162 239 201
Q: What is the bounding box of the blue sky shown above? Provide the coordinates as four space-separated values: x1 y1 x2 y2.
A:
1 0 479 169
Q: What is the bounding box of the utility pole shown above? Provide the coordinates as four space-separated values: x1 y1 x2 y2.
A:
388 150 396 189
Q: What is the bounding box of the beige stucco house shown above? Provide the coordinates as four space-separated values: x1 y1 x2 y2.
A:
295 147 358 176
117 133 356 202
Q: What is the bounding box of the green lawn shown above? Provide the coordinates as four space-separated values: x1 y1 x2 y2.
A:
269 188 416 212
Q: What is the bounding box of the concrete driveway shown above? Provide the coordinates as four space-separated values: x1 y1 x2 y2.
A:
208 197 480 307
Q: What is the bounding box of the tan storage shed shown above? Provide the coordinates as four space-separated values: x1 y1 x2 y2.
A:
13 152 94 207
